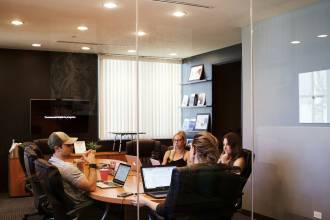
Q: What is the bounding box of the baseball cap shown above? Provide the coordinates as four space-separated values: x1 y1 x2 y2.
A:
48 131 78 149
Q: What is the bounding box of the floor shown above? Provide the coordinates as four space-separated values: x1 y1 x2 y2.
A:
0 193 252 220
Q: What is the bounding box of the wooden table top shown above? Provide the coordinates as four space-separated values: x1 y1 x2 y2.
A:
89 172 164 205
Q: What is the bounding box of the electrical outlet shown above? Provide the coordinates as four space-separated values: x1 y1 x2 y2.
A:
314 211 322 219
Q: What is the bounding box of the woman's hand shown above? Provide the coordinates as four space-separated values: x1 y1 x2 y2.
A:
130 195 159 211
130 195 149 207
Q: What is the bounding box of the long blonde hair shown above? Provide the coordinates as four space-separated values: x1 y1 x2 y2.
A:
192 131 219 164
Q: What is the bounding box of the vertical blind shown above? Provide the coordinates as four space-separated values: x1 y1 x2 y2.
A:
99 57 181 140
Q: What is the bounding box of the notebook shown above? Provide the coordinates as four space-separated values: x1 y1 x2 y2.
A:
141 165 176 198
150 158 160 166
125 155 142 171
97 163 131 188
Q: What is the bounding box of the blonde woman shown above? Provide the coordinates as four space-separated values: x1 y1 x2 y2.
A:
162 131 189 167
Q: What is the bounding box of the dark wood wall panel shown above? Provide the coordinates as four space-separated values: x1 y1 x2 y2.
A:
0 49 98 192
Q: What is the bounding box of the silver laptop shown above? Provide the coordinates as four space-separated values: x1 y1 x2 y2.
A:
141 165 176 198
125 155 142 171
97 163 131 188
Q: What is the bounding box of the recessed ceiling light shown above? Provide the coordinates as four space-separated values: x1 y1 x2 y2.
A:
137 31 146 36
32 43 41 47
128 49 136 53
11 19 23 26
81 46 90 50
290 40 301 45
77 26 88 31
317 34 328 38
104 2 118 9
173 11 187 17
169 53 177 56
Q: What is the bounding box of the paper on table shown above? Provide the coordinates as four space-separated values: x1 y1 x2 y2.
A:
74 141 86 154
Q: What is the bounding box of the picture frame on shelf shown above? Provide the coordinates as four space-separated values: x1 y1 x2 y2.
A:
197 93 206 106
188 64 204 81
188 118 196 131
181 95 189 106
182 118 190 130
194 113 210 131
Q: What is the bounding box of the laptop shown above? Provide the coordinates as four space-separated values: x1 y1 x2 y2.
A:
141 165 176 198
97 163 131 188
125 155 142 171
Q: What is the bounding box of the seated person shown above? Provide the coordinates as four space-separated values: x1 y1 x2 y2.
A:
218 132 245 174
48 131 97 204
132 131 221 215
162 130 189 167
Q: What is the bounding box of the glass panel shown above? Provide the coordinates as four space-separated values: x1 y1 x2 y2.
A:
248 0 330 219
137 0 252 219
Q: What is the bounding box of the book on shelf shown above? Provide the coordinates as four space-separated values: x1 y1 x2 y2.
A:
197 93 206 106
189 93 198 106
181 95 189 107
182 118 196 131
182 118 190 130
188 119 196 130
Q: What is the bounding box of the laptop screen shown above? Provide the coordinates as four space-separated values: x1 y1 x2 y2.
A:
141 166 176 190
113 163 131 184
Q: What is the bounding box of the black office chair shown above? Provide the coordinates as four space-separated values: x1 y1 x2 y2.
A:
24 145 54 219
151 164 244 220
126 139 161 166
234 148 254 209
34 158 94 220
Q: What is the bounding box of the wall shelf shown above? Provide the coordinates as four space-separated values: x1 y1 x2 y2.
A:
181 79 212 85
181 105 212 109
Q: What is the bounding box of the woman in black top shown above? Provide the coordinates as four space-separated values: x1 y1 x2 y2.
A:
218 132 245 174
162 130 189 167
131 131 221 214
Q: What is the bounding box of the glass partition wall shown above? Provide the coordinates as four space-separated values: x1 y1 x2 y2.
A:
246 0 330 220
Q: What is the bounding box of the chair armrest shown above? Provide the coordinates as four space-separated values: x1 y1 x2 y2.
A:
66 200 94 217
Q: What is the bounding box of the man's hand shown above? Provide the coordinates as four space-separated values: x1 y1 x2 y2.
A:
81 149 96 164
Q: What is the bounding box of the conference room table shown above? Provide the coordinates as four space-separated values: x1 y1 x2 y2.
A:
88 160 164 220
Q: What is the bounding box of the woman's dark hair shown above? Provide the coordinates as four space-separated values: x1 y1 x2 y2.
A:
192 131 219 164
223 132 242 161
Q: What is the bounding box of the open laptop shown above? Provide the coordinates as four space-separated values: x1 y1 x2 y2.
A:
125 155 142 171
97 163 131 188
141 165 176 198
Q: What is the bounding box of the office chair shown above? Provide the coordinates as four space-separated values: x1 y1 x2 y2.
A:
126 139 161 166
33 138 53 159
234 148 254 209
34 158 94 220
24 145 54 219
150 164 244 220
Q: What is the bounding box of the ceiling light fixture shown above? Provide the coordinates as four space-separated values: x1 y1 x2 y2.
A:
77 26 88 31
317 34 328 38
169 53 177 56
81 46 90 50
32 43 41 47
128 49 136 53
137 31 146 36
104 2 118 9
173 11 187 17
11 19 23 26
290 40 301 45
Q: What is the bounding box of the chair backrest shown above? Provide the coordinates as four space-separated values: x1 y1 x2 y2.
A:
162 164 244 220
18 142 37 175
240 149 253 181
35 158 75 220
126 139 161 166
33 138 53 159
24 145 53 216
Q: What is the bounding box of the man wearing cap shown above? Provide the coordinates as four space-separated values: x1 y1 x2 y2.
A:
48 131 97 204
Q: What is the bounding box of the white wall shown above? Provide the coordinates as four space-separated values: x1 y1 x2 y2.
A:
242 1 330 219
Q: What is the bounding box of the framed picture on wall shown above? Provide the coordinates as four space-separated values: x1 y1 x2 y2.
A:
189 64 204 81
194 113 210 130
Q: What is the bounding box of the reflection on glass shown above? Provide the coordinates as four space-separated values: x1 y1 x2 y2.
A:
299 69 329 123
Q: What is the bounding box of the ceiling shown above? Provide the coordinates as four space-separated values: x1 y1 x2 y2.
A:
0 0 317 58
